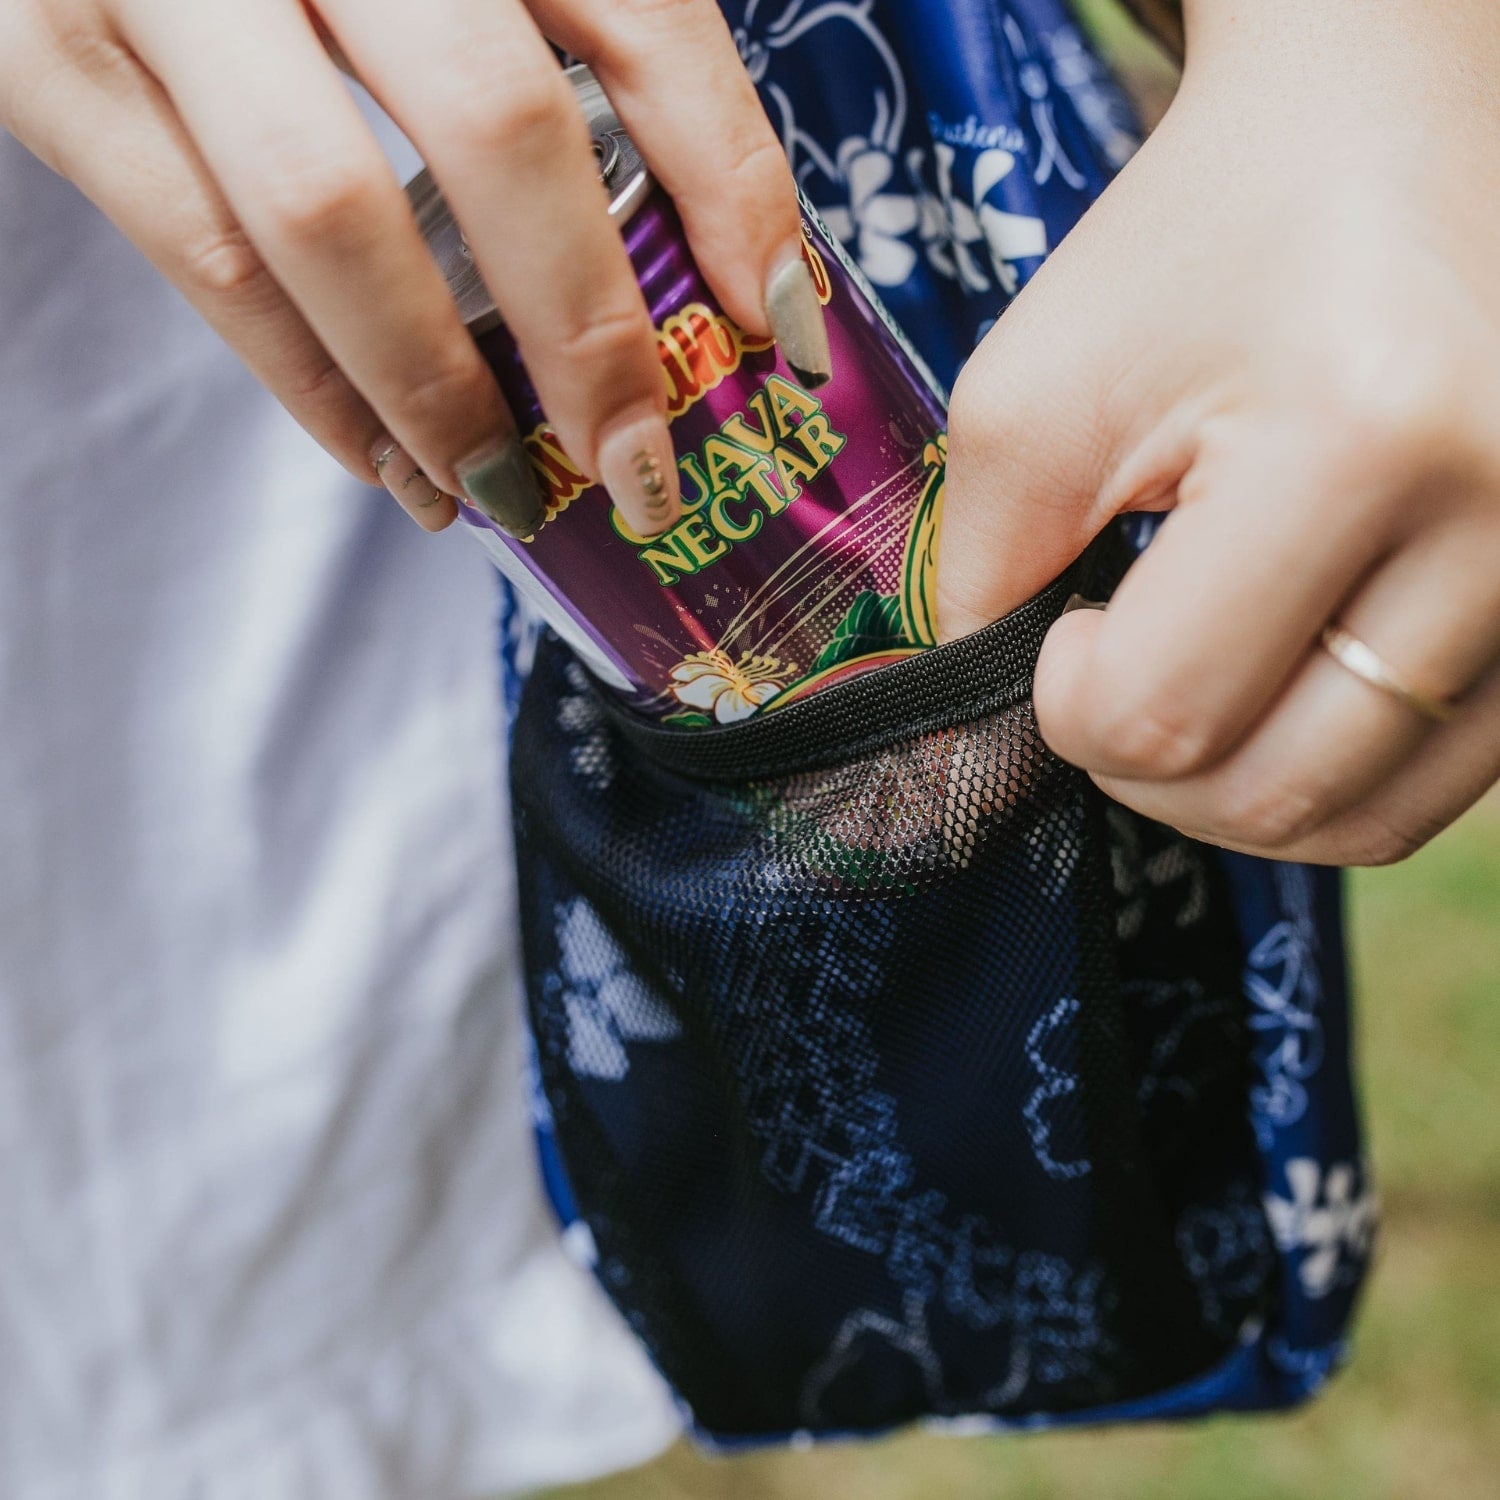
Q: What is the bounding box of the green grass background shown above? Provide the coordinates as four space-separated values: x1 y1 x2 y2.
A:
537 9 1498 1494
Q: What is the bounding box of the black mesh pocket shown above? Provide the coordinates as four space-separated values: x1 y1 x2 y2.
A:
510 535 1272 1438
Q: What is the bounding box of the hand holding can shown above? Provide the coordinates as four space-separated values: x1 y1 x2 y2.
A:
0 0 823 537
414 68 947 725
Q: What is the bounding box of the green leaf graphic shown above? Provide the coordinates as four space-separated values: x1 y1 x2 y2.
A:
812 591 912 674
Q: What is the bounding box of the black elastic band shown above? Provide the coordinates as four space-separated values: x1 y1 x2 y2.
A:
595 527 1134 783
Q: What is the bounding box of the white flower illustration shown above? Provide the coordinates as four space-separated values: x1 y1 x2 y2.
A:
914 143 1048 298
819 137 919 287
1003 14 1088 191
728 0 1080 307
1042 23 1140 170
556 661 616 792
1264 1158 1378 1299
669 649 788 723
556 898 680 1082
732 1 919 289
1245 867 1326 1144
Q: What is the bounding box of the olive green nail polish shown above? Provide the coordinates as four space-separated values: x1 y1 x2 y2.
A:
766 254 833 390
457 436 547 539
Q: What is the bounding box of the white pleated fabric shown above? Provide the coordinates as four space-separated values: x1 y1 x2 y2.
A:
0 111 677 1500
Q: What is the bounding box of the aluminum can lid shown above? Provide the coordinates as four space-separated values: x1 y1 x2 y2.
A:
405 65 651 335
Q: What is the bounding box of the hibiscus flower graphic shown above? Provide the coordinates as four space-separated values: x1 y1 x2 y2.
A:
818 137 919 288
1264 1158 1378 1299
668 648 789 723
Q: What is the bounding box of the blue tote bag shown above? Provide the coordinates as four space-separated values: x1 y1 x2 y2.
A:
498 0 1375 1444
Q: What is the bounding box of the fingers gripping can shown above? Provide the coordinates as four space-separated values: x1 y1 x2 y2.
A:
408 66 949 726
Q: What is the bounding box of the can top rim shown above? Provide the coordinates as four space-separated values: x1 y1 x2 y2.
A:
404 64 651 335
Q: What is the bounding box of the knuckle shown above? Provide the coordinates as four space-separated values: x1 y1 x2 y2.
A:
1216 777 1325 851
49 12 133 79
1342 810 1440 867
947 363 988 436
178 223 268 301
439 66 574 161
391 351 495 436
259 151 384 245
718 129 793 200
551 301 656 380
947 357 1032 475
946 367 1003 463
285 349 351 410
2 18 127 159
587 0 712 49
1359 829 1427 867
271 352 379 472
1098 697 1218 780
1317 342 1465 478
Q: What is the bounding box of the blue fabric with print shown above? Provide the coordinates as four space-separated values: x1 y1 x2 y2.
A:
500 0 1372 1442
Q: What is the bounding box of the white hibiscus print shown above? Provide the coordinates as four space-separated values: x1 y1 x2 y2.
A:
669 648 789 723
556 898 681 1082
913 143 1049 298
1264 1158 1378 1299
819 137 919 287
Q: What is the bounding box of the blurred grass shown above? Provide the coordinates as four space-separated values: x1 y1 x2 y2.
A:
537 798 1500 1500
1073 0 1182 125
535 6 1497 1495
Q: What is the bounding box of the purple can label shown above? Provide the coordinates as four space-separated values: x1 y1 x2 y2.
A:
463 192 948 726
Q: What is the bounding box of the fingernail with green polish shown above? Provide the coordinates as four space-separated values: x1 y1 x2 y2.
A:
456 435 547 539
766 254 832 390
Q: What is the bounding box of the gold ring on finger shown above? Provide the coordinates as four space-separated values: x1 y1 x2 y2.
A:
1319 624 1458 724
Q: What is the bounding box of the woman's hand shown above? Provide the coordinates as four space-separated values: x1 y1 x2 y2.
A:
0 0 817 537
939 0 1500 866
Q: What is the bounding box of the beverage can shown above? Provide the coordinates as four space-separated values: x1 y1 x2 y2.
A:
407 66 950 726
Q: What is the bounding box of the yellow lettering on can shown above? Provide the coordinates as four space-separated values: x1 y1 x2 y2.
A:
702 434 762 491
763 374 821 438
678 511 732 569
639 526 702 585
773 440 822 501
793 413 847 467
739 460 790 516
709 486 765 543
676 454 712 512
722 398 779 455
